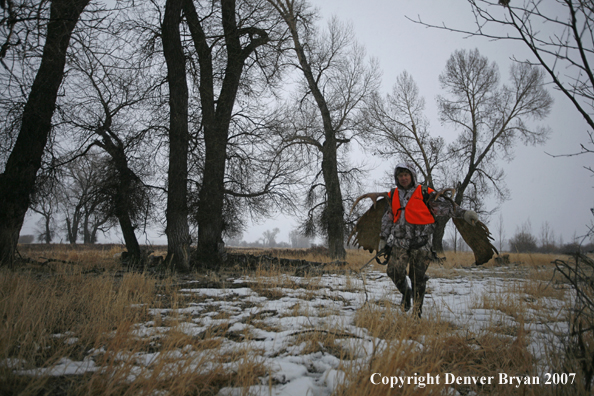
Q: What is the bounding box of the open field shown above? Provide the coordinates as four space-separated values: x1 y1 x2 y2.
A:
0 245 591 395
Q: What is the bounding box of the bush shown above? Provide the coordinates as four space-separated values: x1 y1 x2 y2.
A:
552 253 594 392
18 235 35 244
509 231 538 253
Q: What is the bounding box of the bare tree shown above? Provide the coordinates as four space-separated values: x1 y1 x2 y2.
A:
267 0 381 259
30 171 59 244
262 228 280 247
181 0 289 267
365 71 450 190
289 229 311 248
117 0 296 269
413 0 594 166
433 48 552 252
509 219 538 253
0 0 91 265
539 220 556 253
58 155 113 245
185 91 306 251
33 206 56 244
496 212 505 252
58 11 157 263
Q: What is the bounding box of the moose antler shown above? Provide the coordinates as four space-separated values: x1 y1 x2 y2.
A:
433 188 456 202
349 192 390 216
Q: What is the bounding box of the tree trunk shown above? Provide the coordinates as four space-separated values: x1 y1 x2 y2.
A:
91 225 99 245
196 126 228 265
43 214 52 244
118 211 140 260
162 0 191 272
83 213 92 244
97 135 143 262
113 156 142 262
67 209 82 244
321 140 346 260
0 0 90 266
113 170 141 261
66 217 73 244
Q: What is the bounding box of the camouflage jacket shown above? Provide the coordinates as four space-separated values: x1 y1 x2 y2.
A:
380 184 467 250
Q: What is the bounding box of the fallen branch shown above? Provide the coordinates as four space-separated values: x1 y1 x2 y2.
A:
287 328 365 340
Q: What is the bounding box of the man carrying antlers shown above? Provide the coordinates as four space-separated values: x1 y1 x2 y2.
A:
379 163 478 317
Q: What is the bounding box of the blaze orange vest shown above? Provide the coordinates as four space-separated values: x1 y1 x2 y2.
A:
388 185 435 225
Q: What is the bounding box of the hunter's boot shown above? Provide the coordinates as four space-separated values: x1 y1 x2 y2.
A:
401 275 413 312
412 275 429 318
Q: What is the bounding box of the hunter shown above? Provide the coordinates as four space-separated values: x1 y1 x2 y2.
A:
379 163 478 317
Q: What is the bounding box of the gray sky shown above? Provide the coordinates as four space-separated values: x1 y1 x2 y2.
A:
20 0 593 247
247 0 594 246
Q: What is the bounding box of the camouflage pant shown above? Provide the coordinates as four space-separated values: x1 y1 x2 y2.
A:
386 246 433 316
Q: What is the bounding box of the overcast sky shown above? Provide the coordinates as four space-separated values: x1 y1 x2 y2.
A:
20 0 593 248
247 0 594 247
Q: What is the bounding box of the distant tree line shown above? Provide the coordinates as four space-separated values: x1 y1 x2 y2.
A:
507 220 594 254
225 228 312 248
442 218 593 254
1 0 592 271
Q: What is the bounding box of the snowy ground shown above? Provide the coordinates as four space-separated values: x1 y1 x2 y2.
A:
7 263 569 396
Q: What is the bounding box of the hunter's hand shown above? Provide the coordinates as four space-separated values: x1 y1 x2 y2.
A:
378 238 387 252
464 210 479 225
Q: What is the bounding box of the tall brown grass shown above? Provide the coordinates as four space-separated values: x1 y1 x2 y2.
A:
0 268 156 394
0 245 584 395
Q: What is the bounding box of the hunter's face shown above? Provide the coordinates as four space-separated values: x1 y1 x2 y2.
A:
397 171 412 189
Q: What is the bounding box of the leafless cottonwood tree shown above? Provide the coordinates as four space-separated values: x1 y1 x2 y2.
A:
57 13 156 263
364 71 454 252
267 0 381 259
78 162 115 245
181 0 292 266
31 197 57 244
432 48 552 252
365 71 450 191
57 155 113 244
0 0 91 265
413 0 594 166
124 0 294 270
30 170 60 244
509 219 538 253
261 227 280 247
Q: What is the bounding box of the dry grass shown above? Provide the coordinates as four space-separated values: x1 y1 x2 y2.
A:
0 245 586 395
339 301 537 396
0 269 157 395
